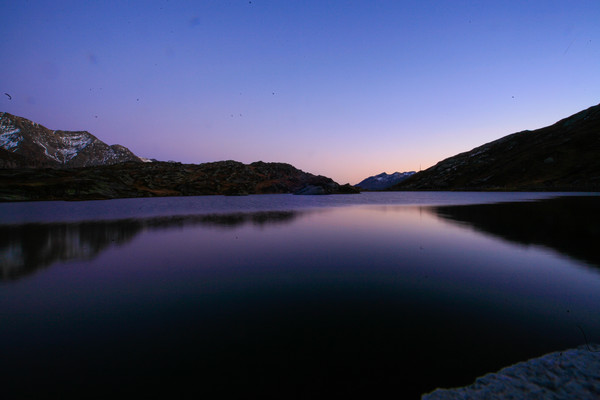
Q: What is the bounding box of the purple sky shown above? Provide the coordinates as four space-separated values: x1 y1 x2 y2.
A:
1 1 599 184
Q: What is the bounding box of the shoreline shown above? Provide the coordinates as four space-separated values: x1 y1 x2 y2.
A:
422 345 600 399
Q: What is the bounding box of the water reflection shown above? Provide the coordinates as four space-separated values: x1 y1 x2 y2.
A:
4 196 600 281
434 196 600 269
1 198 599 398
0 211 301 280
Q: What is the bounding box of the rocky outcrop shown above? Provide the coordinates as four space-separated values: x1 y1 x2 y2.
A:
423 346 600 399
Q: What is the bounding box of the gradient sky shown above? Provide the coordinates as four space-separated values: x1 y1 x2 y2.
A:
1 0 599 184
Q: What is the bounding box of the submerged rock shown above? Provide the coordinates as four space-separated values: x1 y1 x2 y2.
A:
422 345 600 399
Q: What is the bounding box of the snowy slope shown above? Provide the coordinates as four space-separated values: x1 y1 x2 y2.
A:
0 112 143 168
0 117 23 151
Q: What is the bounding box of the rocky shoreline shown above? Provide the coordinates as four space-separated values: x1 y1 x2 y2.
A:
422 346 600 399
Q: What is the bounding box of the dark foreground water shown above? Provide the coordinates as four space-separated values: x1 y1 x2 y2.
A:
1 193 599 398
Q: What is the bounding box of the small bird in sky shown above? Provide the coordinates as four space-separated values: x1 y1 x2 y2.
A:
4 93 12 100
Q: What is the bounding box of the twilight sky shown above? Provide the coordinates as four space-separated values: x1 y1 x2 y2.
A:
1 0 599 184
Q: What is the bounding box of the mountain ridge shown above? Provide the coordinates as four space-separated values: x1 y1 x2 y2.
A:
0 113 359 200
391 103 600 191
0 159 359 201
3 102 599 201
355 171 416 190
0 112 142 168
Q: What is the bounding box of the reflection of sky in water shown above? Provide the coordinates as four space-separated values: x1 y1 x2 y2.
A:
0 191 583 224
1 199 599 398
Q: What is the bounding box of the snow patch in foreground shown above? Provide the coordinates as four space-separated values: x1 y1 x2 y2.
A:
422 346 600 399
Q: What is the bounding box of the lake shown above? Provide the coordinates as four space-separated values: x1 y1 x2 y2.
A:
1 192 599 398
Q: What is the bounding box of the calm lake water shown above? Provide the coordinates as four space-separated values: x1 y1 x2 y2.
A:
1 192 599 398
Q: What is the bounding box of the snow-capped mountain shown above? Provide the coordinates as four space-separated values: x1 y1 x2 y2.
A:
355 171 416 190
0 112 142 168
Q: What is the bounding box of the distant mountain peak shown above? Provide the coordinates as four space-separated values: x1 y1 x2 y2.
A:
355 171 416 190
0 112 143 168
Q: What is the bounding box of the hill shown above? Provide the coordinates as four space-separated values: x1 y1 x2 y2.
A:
391 103 600 191
0 160 358 201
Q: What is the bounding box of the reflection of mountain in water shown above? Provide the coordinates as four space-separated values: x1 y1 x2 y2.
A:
434 196 600 269
0 211 300 281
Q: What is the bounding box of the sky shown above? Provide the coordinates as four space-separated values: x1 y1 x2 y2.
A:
1 0 599 185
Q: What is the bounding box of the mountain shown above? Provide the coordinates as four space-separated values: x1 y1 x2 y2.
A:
355 171 415 190
391 103 600 191
0 113 359 200
0 160 358 201
0 112 142 168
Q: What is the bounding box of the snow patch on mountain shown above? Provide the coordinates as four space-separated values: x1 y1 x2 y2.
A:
42 131 95 163
0 119 23 151
30 131 95 163
59 133 94 161
36 140 58 162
